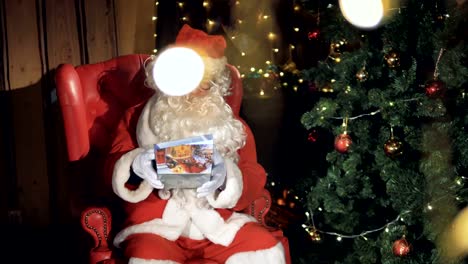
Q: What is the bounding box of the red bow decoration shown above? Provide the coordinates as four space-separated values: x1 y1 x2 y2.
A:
175 24 226 58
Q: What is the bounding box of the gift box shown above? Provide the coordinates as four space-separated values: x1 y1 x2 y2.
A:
154 134 213 189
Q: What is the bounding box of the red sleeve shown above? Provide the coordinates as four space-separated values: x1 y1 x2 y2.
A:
232 118 267 211
102 103 145 191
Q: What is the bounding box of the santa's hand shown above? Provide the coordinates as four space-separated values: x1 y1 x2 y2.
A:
197 150 226 197
132 148 164 189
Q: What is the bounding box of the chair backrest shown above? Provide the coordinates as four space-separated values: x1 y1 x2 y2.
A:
55 54 244 162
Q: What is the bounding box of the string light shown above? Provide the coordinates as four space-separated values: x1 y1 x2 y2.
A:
153 1 159 54
268 32 276 40
329 97 422 121
330 109 381 120
303 210 412 239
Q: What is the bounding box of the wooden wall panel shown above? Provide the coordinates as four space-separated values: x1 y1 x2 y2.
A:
0 0 7 222
1 0 6 91
114 0 156 56
134 1 156 54
46 0 82 68
10 85 49 226
84 0 117 63
5 0 43 89
114 0 138 55
5 0 49 226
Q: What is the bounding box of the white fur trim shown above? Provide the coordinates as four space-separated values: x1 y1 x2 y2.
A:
112 148 154 203
113 198 189 247
226 242 286 264
191 211 254 246
136 95 158 148
113 194 253 247
206 159 243 208
129 258 180 264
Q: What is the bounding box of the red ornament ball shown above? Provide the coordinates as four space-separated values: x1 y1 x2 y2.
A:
425 79 446 98
334 133 352 153
307 129 319 143
308 81 318 93
393 237 411 256
308 29 320 40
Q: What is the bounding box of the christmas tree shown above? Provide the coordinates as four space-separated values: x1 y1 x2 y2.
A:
296 0 468 263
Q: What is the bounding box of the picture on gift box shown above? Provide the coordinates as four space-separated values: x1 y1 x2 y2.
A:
154 134 214 175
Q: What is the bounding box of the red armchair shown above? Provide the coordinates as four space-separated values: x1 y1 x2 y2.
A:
55 54 291 264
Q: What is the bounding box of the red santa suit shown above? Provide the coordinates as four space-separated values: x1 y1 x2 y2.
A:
104 24 286 264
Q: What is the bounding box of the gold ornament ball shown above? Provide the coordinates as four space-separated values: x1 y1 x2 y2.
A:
308 228 322 242
356 68 369 82
330 40 347 54
385 51 400 68
384 137 403 158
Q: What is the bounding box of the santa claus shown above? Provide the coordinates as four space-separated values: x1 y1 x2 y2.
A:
104 24 286 263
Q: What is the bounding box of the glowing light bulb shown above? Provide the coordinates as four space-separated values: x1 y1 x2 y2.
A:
152 47 205 96
339 0 399 29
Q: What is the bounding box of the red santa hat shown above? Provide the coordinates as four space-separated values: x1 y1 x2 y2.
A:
175 24 226 59
174 24 228 83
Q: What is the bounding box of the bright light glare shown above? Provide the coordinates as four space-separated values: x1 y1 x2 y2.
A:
339 0 384 29
152 47 205 96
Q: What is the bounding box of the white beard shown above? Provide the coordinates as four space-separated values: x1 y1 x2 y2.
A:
140 89 245 162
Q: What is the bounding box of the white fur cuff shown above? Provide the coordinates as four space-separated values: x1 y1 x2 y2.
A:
112 148 154 203
207 159 242 208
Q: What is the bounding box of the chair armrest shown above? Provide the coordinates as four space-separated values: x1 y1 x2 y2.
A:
243 189 273 227
81 207 113 264
55 63 90 161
